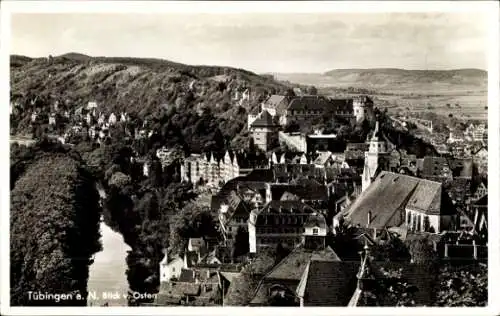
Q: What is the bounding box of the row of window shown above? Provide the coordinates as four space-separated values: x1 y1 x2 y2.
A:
257 227 304 234
260 215 308 225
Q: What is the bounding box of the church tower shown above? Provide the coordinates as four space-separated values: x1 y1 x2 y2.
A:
362 121 388 191
348 243 377 306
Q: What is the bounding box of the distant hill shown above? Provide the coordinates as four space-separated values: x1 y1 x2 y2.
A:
273 68 487 93
9 53 290 151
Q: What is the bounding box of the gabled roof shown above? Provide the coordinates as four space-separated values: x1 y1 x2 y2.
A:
178 269 196 283
287 96 334 111
340 172 454 229
314 151 333 165
250 110 278 128
263 95 289 109
473 194 488 207
298 260 359 306
304 213 327 230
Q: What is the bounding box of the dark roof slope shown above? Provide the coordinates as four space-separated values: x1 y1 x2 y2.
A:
287 96 334 112
343 171 454 228
250 110 278 127
301 261 359 306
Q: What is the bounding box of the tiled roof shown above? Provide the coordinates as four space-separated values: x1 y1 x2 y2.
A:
299 260 360 306
264 95 289 110
255 200 317 217
287 96 335 111
178 269 196 282
155 293 182 305
341 172 453 229
314 151 333 165
473 194 487 207
304 213 327 230
250 110 278 127
250 246 342 305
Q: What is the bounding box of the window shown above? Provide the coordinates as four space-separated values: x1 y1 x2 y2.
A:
313 228 319 235
172 268 175 272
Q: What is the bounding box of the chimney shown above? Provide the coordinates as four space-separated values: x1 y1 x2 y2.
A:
367 211 372 227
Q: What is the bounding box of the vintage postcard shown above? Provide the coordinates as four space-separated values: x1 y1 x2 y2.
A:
1 1 499 316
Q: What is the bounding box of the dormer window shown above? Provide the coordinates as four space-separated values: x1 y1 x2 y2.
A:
313 228 319 235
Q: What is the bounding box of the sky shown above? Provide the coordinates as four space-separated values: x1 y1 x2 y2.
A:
10 12 489 73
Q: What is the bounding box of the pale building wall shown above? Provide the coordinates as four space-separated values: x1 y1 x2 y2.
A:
248 219 257 253
160 257 184 283
304 225 327 237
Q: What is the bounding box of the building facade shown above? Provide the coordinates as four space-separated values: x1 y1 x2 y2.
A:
249 110 280 152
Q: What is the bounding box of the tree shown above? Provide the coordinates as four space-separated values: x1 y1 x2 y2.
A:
372 237 411 262
10 154 101 306
434 264 487 306
374 267 419 306
285 88 296 98
307 86 318 95
406 237 439 265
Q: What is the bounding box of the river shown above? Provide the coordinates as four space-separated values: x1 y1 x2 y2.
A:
87 220 131 306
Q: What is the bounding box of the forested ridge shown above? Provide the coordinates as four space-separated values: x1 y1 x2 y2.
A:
10 54 290 151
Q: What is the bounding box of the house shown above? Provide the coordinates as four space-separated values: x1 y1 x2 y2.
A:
346 245 435 306
48 113 57 126
297 259 359 306
307 133 345 153
218 191 250 242
181 151 247 186
155 268 226 306
248 201 319 253
249 244 341 306
464 123 487 142
108 113 117 125
334 171 457 236
87 101 98 110
278 131 308 152
260 95 291 119
471 180 487 201
249 110 280 152
31 111 38 123
471 195 487 240
188 238 207 254
447 130 465 143
160 252 186 283
418 156 452 182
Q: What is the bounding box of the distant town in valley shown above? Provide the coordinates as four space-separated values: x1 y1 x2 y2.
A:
9 11 489 309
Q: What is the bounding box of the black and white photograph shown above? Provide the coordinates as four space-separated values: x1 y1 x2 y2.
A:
1 1 499 315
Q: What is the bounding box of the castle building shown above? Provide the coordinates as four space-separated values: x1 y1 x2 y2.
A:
352 96 375 123
249 110 280 152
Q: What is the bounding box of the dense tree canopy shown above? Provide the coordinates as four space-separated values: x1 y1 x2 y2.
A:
10 153 101 306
